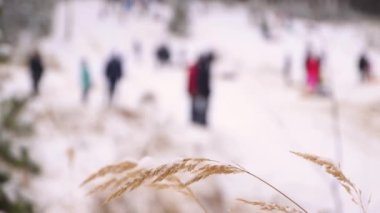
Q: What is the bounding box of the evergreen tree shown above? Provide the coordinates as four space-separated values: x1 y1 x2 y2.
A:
0 97 40 213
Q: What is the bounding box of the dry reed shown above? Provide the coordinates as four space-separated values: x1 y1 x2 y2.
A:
81 161 137 187
237 198 303 213
291 151 368 213
81 158 215 203
81 151 371 213
150 175 208 213
184 164 242 186
81 158 307 213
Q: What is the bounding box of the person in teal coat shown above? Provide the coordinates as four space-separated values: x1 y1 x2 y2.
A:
80 60 92 103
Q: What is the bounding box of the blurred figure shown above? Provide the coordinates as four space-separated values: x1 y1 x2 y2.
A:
105 54 123 103
132 40 142 61
80 60 92 103
156 44 170 65
358 52 371 83
100 0 123 18
195 52 215 126
137 0 149 12
187 57 199 123
317 50 330 97
260 17 271 40
305 51 321 94
282 54 292 86
28 50 44 96
125 0 135 11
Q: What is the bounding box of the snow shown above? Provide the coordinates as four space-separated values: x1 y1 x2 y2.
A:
2 0 380 212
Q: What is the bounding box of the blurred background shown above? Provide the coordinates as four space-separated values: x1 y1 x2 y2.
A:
1 0 380 212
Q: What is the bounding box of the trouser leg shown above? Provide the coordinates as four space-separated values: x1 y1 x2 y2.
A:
82 88 89 103
32 76 40 96
191 96 197 123
198 96 209 126
109 80 117 102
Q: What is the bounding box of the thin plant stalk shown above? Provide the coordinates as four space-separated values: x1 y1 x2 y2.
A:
235 165 308 213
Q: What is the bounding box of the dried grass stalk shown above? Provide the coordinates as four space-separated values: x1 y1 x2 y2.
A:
291 151 368 213
184 164 242 186
87 178 118 195
152 158 212 183
103 159 213 202
81 161 137 187
150 175 208 213
237 198 303 213
82 158 306 213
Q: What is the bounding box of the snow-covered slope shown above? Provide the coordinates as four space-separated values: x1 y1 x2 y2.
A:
2 0 380 212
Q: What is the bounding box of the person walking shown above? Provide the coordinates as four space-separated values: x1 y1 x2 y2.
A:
105 54 123 103
80 60 92 103
358 52 371 83
305 51 321 94
187 58 200 123
29 50 44 96
195 52 215 126
156 44 170 65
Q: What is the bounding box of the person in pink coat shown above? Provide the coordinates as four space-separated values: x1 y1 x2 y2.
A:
305 52 321 94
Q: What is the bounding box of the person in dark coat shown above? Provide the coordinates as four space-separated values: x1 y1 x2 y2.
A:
29 51 44 96
156 44 170 65
195 52 215 126
358 52 371 83
105 54 123 103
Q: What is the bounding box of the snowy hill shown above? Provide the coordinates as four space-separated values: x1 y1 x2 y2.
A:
2 0 380 212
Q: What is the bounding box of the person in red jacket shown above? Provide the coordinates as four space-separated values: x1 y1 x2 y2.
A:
188 59 199 123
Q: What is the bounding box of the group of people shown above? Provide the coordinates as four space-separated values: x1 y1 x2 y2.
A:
28 47 216 127
29 51 124 104
28 43 374 127
302 48 373 96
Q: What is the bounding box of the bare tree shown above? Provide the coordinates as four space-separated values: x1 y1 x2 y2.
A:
168 0 189 36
